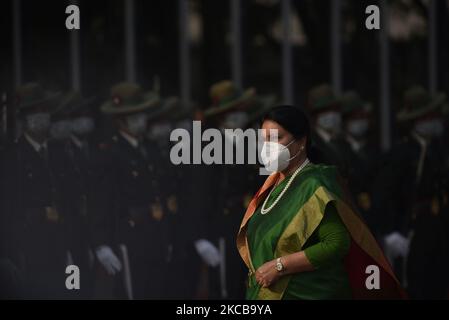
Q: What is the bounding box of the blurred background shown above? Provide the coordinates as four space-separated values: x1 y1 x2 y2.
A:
1 0 449 300
0 0 448 146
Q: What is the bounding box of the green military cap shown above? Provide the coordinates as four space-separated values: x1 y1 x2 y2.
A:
100 82 160 115
307 83 340 114
146 96 180 122
340 91 371 118
397 86 446 122
244 94 278 127
15 82 61 112
204 80 257 118
52 91 96 118
168 100 196 122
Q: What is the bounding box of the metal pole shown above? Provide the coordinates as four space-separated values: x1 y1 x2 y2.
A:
13 0 22 88
379 0 391 151
70 0 81 91
281 0 293 105
330 0 342 95
230 0 242 90
428 0 437 94
179 0 190 106
124 0 136 82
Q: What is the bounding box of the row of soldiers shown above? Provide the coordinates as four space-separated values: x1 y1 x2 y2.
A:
0 80 267 299
1 80 448 299
305 84 449 299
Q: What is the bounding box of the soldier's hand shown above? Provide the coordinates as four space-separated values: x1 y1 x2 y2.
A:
383 231 410 260
95 245 122 275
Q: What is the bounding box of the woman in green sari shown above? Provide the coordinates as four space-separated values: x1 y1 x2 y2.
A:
237 105 405 300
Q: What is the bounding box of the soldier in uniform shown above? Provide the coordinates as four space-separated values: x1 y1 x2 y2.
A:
340 91 380 235
49 101 73 143
1 92 24 298
372 86 449 299
202 80 264 299
306 84 352 179
2 83 71 298
94 82 170 299
50 91 102 299
146 99 216 299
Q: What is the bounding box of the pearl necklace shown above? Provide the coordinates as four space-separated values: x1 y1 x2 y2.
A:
260 159 310 215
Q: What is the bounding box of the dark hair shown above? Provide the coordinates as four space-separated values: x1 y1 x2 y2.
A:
262 105 312 152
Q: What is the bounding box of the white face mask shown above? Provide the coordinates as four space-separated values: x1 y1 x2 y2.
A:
50 120 73 140
222 111 249 129
317 111 342 134
414 119 444 138
126 113 148 137
260 139 299 173
347 119 369 137
26 112 51 136
72 117 95 136
148 123 172 141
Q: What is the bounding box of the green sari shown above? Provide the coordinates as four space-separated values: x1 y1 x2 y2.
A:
237 164 405 300
246 164 352 299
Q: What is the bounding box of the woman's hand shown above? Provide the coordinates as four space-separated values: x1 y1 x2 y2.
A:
255 259 281 288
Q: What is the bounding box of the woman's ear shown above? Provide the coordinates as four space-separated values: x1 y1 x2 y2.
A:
299 137 307 150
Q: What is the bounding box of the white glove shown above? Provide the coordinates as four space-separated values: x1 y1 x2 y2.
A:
195 239 221 267
95 245 122 275
384 232 410 262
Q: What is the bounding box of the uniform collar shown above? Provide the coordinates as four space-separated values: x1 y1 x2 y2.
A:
119 130 139 148
24 132 48 153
